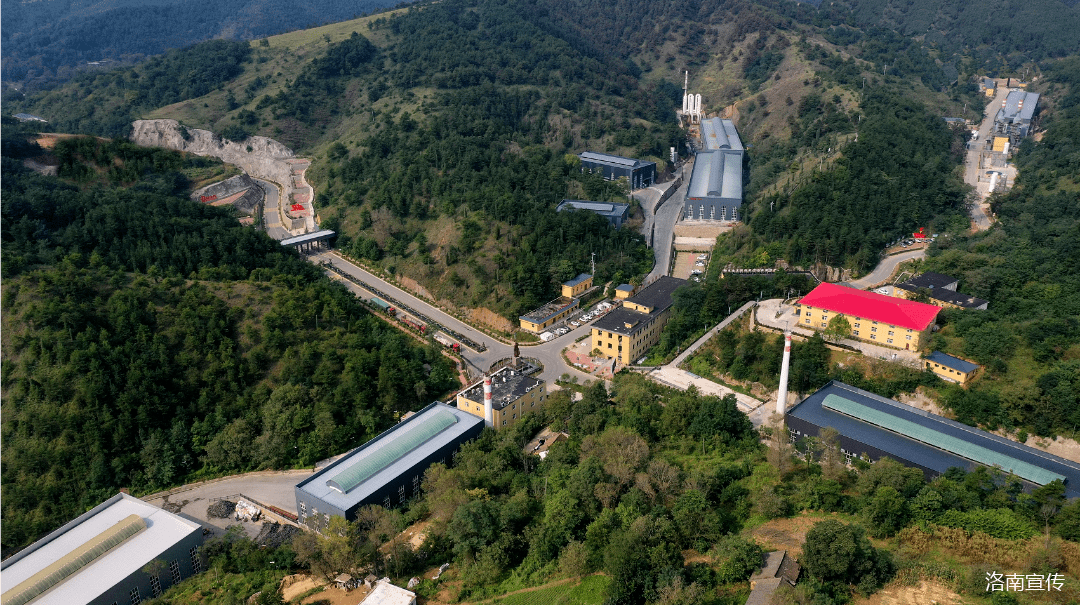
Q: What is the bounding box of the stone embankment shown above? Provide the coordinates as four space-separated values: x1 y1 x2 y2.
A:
130 119 315 233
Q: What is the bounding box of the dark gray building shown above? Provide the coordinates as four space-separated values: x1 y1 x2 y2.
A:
295 403 484 528
786 381 1080 498
578 152 657 190
556 200 631 228
684 118 744 221
1 493 205 605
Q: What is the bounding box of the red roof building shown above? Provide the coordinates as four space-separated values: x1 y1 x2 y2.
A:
794 283 942 350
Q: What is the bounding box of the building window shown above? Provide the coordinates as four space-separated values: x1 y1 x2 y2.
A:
820 322 827 328
129 587 141 605
906 335 912 340
871 327 877 332
413 475 420 493
399 484 406 502
853 330 859 336
190 545 202 573
170 560 182 584
871 335 876 340
299 501 306 519
888 331 894 336
384 496 391 508
887 338 893 344
804 318 810 324
607 343 612 349
854 322 860 328
150 575 162 598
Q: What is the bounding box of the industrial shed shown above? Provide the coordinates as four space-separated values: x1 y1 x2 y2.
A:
684 118 744 221
0 493 204 605
294 403 484 528
578 152 656 190
786 381 1080 498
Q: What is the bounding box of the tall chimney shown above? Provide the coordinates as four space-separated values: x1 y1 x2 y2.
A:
776 332 792 416
483 376 494 427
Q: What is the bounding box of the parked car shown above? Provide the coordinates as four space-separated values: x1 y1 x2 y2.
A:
570 321 580 327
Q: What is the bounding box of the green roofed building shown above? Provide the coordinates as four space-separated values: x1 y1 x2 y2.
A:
294 403 484 529
785 381 1080 498
0 493 205 605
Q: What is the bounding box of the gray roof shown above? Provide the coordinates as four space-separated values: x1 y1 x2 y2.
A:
615 284 635 292
579 151 653 169
563 273 593 288
787 381 1080 497
700 118 743 151
687 149 743 202
926 289 988 309
593 277 685 336
520 296 577 323
625 276 685 310
0 494 201 605
295 403 484 511
280 230 336 246
925 351 979 374
901 272 958 291
557 200 629 220
996 90 1039 123
459 366 543 410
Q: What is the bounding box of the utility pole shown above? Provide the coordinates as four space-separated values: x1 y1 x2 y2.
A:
591 252 596 276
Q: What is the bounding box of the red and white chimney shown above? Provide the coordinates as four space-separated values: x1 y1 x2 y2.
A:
483 376 493 427
776 332 792 416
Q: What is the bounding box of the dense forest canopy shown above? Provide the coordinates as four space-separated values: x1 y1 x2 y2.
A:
0 0 405 87
0 135 457 551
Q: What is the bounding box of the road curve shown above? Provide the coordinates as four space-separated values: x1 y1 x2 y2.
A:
844 248 925 289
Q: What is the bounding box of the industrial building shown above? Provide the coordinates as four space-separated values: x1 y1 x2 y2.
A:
578 152 657 190
519 296 579 333
591 276 686 364
0 493 205 605
992 90 1039 147
684 118 744 221
556 200 631 228
794 283 941 350
294 403 484 527
894 272 988 310
785 381 1080 498
457 365 546 429
924 351 979 385
561 274 594 298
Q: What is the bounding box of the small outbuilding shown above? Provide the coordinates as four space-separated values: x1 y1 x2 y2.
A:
360 579 417 605
925 351 979 385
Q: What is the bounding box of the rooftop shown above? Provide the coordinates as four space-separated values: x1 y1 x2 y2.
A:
925 351 979 374
557 200 630 219
295 403 483 510
579 151 654 169
687 148 743 202
798 282 941 331
997 90 1039 123
901 272 958 291
520 296 577 323
361 580 416 605
563 273 593 288
459 366 543 410
902 287 989 309
787 381 1080 497
615 284 635 292
591 306 654 336
624 276 685 312
280 230 336 246
700 118 743 151
0 494 202 605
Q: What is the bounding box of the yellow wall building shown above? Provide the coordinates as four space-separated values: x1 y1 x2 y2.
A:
591 276 685 364
924 351 979 385
794 283 941 351
456 366 547 429
561 274 593 298
519 297 579 333
614 284 635 299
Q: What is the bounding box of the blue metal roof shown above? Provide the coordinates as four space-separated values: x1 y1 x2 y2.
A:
579 152 654 169
787 381 1080 497
563 273 593 288
926 351 979 374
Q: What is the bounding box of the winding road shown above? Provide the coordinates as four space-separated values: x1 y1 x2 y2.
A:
843 248 925 289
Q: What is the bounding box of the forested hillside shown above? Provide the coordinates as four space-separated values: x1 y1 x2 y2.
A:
0 134 457 551
0 0 404 88
915 59 1080 440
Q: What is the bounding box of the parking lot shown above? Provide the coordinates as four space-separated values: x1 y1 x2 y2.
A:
671 251 709 280
539 300 616 341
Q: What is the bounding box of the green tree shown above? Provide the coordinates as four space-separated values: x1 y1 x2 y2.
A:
802 520 895 591
824 314 852 342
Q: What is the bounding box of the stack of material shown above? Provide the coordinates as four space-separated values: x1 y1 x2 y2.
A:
234 499 261 522
207 500 237 519
254 522 301 548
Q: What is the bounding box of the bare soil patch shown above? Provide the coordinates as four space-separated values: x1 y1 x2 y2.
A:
280 574 327 602
748 511 836 558
853 580 963 605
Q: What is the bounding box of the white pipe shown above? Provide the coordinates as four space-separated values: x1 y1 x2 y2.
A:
483 377 493 427
776 332 792 416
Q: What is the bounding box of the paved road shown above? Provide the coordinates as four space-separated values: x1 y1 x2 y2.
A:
670 300 757 367
844 249 925 289
309 250 595 385
255 178 292 240
964 87 1010 231
642 166 690 281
